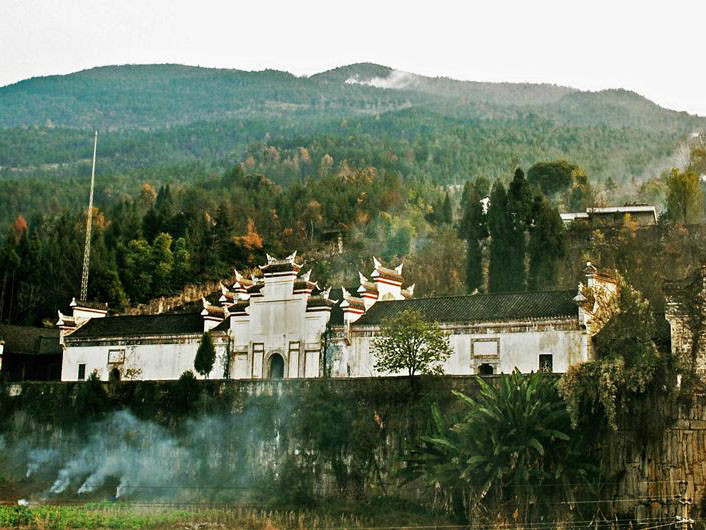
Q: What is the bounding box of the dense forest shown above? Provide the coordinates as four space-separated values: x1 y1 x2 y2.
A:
0 63 704 325
0 63 703 227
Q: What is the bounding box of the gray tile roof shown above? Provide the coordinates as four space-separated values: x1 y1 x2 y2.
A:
69 312 204 339
354 290 579 326
0 323 61 355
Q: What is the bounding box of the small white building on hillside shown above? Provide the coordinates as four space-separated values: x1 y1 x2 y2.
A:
58 254 618 382
561 205 657 227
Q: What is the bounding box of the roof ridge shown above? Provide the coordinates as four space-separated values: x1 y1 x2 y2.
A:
110 311 201 319
369 289 576 303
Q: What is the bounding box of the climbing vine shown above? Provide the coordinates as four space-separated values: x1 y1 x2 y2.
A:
559 278 675 435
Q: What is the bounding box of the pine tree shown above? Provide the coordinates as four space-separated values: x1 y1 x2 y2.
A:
503 169 532 291
487 181 510 293
442 192 453 224
151 232 174 296
466 238 483 293
459 180 488 293
528 196 566 290
195 332 216 378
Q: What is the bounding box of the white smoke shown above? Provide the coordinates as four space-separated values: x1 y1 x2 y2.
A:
26 448 59 477
4 398 291 503
345 70 417 90
45 410 184 498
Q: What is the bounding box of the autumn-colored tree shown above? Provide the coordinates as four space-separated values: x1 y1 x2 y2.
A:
666 168 703 224
407 226 466 296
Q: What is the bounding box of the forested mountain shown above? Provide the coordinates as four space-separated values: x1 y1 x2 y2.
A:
0 62 703 228
2 63 701 131
0 62 704 325
0 64 706 323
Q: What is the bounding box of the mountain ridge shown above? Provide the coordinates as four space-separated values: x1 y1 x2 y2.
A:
1 62 702 131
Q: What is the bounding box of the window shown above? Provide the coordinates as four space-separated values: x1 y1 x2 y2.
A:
471 338 499 358
252 343 264 377
539 354 553 373
288 341 301 378
304 350 319 378
108 349 125 364
77 363 86 380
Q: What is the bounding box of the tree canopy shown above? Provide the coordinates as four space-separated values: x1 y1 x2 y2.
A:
372 309 453 377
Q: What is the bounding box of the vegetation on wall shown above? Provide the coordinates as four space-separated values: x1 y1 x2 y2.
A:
559 279 675 435
403 371 597 524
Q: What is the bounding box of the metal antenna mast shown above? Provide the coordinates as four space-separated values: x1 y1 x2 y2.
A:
80 130 98 302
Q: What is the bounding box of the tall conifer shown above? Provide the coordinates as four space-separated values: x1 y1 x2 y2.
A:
459 180 488 293
528 196 566 290
487 181 510 293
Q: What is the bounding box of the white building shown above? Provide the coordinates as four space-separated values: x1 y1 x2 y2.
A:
560 205 657 227
58 254 617 382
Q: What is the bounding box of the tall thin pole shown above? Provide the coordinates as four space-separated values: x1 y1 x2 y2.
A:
80 131 98 302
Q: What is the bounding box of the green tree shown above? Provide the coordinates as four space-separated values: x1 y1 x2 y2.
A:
171 237 191 289
666 168 704 224
487 181 510 293
122 239 153 303
459 180 488 293
527 160 579 196
566 172 592 211
404 371 595 523
527 196 566 290
505 168 532 291
488 174 530 293
372 309 453 378
151 232 174 296
442 191 453 224
559 279 671 433
194 332 216 378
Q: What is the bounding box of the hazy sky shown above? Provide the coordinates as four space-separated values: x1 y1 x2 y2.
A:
2 0 705 115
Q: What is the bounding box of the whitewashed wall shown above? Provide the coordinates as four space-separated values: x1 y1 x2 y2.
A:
340 321 588 377
61 335 229 381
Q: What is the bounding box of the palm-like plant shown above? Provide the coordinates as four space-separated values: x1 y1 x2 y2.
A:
403 370 597 523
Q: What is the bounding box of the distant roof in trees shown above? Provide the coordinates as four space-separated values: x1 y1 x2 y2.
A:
69 313 203 339
353 290 579 326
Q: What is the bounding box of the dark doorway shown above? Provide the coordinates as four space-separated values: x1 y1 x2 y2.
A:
478 363 494 376
109 367 121 382
268 354 285 379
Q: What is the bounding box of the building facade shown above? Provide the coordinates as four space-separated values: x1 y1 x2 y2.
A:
59 254 617 382
561 205 657 227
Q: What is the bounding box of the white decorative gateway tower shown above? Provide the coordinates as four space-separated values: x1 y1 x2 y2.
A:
221 252 337 379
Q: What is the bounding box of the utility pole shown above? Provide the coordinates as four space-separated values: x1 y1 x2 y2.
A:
80 131 98 303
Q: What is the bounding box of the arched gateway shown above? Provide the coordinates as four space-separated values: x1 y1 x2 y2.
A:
268 353 285 379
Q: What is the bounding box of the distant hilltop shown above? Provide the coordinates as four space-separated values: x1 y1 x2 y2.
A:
0 62 703 131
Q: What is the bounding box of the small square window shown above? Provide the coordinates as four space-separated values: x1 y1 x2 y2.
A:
471 339 499 358
78 363 86 380
539 354 553 373
108 349 125 364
